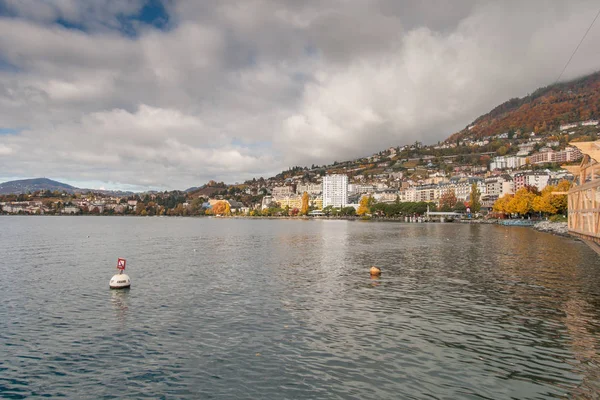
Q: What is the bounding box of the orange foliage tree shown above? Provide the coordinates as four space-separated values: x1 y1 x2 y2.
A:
212 201 231 216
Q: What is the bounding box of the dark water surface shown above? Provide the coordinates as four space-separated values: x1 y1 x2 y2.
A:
2 217 600 399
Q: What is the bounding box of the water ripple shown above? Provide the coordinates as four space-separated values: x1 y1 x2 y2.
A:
1 217 600 399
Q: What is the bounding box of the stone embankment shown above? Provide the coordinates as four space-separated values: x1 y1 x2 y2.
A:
533 221 569 237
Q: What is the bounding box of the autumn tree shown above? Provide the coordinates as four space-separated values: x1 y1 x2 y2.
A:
533 187 557 215
508 188 536 216
212 201 231 216
469 183 481 213
357 195 372 216
301 192 309 215
551 180 571 214
493 194 513 214
438 190 457 212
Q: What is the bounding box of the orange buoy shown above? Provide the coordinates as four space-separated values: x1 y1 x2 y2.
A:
370 266 381 276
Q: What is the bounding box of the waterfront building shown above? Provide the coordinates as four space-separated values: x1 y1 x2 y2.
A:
485 175 514 198
322 174 348 208
274 194 303 209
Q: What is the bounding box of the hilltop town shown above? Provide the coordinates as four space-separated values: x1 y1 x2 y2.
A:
2 72 599 218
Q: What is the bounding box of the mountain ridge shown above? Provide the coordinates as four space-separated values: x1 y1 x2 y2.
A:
447 71 600 142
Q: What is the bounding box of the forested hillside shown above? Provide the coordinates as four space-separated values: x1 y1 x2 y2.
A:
448 71 600 141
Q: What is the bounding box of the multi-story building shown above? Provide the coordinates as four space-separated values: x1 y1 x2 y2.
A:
490 155 527 170
513 172 551 191
275 195 303 209
552 147 583 163
449 177 485 201
323 174 348 208
529 147 583 165
348 184 376 195
271 186 294 197
296 183 322 195
398 187 417 202
484 175 514 198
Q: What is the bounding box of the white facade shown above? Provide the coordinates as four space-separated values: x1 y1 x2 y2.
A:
490 155 527 170
296 183 322 195
485 176 514 198
348 184 376 195
323 174 348 208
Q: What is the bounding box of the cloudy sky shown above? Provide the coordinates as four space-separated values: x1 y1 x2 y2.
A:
0 0 599 191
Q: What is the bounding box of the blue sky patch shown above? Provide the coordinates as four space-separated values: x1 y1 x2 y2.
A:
119 0 171 36
0 0 171 36
0 57 19 73
55 18 86 32
0 128 21 135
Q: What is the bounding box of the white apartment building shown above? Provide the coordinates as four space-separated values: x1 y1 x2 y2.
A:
323 174 348 208
513 172 551 192
490 155 527 170
485 176 514 198
399 187 417 202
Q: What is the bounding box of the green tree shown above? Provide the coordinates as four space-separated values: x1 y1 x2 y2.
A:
340 206 356 216
453 201 467 213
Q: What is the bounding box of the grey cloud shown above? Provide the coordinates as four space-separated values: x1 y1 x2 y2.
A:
1 0 600 189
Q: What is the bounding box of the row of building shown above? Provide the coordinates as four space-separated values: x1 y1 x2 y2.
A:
490 146 582 170
261 167 569 212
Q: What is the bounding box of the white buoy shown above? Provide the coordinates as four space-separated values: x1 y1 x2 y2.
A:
110 258 131 289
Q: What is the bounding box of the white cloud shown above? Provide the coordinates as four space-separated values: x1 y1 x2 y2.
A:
1 0 600 189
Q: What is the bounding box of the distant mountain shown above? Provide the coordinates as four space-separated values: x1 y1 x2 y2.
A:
0 178 78 195
448 71 600 142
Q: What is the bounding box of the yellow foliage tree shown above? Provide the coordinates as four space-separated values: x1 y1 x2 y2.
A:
550 179 571 214
533 187 557 215
301 192 309 215
494 179 571 217
493 194 513 214
357 195 372 216
508 188 536 216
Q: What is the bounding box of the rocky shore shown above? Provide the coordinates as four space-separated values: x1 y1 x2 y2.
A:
533 221 569 237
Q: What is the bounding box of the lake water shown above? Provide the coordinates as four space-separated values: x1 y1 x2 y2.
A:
1 216 600 399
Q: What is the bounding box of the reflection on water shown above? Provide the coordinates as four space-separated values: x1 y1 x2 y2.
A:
111 289 130 325
1 217 600 399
